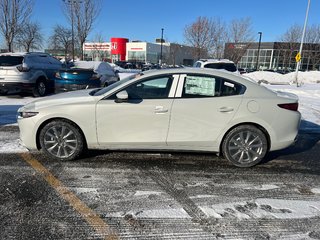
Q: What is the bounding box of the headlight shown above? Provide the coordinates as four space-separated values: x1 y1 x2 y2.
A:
55 72 61 79
90 73 99 80
18 111 39 118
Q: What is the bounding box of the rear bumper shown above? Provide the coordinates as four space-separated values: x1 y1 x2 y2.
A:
0 82 35 93
54 80 101 93
55 83 100 93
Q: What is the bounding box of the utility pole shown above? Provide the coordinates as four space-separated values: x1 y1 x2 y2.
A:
160 28 164 65
255 32 262 70
294 0 311 86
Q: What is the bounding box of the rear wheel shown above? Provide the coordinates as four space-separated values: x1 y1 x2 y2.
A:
33 79 47 97
222 125 268 167
39 120 84 161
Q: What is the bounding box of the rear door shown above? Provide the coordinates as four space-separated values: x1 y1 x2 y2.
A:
167 74 245 149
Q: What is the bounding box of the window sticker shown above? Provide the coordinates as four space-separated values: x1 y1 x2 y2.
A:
224 81 234 88
185 76 215 96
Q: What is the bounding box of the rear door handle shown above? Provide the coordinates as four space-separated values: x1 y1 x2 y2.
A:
155 106 168 114
219 107 234 113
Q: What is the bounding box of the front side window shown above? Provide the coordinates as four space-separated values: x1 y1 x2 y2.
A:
122 76 173 99
181 74 245 98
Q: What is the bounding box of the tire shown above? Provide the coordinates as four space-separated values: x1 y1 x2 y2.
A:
222 125 268 167
39 120 84 161
33 79 47 97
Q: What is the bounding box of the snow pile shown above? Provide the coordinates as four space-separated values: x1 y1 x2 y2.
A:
73 61 115 75
244 71 320 84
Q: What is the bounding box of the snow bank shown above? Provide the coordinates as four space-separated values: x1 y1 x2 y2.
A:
73 61 114 75
244 71 320 84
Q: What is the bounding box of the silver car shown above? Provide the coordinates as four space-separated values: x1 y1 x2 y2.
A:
0 52 62 97
17 68 301 167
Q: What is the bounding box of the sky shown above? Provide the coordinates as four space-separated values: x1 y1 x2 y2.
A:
29 0 320 46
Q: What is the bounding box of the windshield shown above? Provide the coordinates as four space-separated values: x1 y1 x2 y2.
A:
204 63 237 72
0 56 24 66
93 73 141 96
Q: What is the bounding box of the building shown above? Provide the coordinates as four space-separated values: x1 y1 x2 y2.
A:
83 37 196 66
225 42 320 71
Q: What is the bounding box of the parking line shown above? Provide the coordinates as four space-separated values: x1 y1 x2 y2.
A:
20 153 118 240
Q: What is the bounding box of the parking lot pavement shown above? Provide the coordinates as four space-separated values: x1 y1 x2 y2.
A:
0 125 320 239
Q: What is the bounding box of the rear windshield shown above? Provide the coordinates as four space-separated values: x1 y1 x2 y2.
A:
0 56 24 66
204 63 237 72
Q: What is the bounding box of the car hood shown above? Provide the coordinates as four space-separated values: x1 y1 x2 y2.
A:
19 89 96 112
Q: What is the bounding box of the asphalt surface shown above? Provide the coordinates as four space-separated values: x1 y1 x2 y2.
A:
0 124 320 240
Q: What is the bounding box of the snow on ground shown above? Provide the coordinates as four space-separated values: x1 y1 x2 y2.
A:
200 198 320 220
0 95 35 125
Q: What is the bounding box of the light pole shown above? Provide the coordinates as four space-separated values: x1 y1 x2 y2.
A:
295 0 311 86
160 28 164 65
63 0 76 62
255 32 262 70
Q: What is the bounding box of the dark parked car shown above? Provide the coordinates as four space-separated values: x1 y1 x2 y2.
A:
54 61 119 93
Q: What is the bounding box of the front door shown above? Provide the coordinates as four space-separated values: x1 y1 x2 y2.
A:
96 75 176 148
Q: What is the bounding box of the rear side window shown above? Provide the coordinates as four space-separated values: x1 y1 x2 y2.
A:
182 74 245 98
204 63 237 72
0 56 23 66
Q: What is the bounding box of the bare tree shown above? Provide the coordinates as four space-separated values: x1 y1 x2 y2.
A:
304 25 320 70
49 24 72 62
184 16 215 59
62 0 101 60
228 17 254 43
0 0 33 52
210 17 227 58
89 33 109 61
15 21 43 52
224 17 254 64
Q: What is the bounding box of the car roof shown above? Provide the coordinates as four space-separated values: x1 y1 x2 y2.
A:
0 52 50 57
140 68 256 86
198 59 235 64
142 67 235 78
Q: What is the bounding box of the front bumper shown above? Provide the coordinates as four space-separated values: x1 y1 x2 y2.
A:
18 116 38 150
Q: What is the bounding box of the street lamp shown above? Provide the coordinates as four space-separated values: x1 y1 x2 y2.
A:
160 28 164 65
295 0 311 86
255 32 262 70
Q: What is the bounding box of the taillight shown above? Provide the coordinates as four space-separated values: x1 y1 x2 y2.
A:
278 103 299 111
16 65 30 72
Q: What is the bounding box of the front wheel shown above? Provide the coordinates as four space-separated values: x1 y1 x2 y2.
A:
39 120 84 161
222 125 268 167
33 79 47 97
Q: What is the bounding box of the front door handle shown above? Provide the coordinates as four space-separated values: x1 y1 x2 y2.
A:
219 107 234 113
155 106 168 114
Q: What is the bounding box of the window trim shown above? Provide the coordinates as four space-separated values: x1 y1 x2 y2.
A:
104 74 176 100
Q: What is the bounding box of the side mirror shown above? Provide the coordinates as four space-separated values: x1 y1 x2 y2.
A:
115 90 128 103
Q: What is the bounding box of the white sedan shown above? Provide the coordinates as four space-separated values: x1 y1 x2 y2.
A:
17 68 301 167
